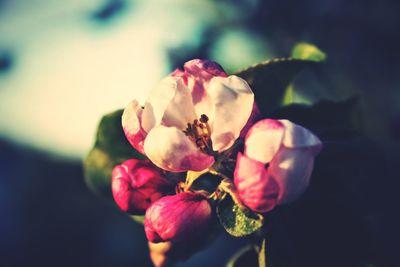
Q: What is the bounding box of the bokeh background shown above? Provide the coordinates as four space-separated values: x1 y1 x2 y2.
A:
1 0 399 266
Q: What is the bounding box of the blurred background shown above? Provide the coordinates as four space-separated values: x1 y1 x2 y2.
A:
0 0 399 266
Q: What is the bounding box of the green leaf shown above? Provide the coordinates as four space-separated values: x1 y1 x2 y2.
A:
188 171 222 193
186 169 209 188
282 84 313 106
83 109 144 198
270 98 362 141
94 109 145 158
234 57 321 116
217 195 264 237
264 99 382 266
292 42 326 62
131 215 145 224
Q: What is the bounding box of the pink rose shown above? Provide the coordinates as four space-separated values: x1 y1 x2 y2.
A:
111 159 173 215
122 59 254 172
234 119 322 213
144 192 211 243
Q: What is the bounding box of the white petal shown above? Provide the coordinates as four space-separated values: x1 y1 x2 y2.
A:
121 100 146 154
244 119 285 164
184 59 227 116
268 147 316 204
142 77 196 133
206 75 254 152
143 125 214 172
279 120 322 152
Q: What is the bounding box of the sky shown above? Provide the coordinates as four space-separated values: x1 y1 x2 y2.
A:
0 0 262 159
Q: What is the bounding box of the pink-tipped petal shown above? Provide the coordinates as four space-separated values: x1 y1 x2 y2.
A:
181 59 228 119
122 100 146 154
184 59 227 81
207 75 254 152
234 153 279 213
170 68 187 81
268 147 316 204
143 125 214 172
244 119 285 164
141 76 197 133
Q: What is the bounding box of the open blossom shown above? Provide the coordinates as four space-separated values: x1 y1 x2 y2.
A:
234 119 322 213
144 192 211 243
122 59 254 172
111 159 173 215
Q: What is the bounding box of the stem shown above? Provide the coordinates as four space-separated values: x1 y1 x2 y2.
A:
184 169 208 190
258 238 267 267
207 167 223 177
208 168 249 210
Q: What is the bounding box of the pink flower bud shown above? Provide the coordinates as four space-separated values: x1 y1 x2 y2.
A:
234 119 322 213
144 192 212 243
111 159 173 215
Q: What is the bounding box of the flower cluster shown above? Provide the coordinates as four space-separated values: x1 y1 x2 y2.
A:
112 59 322 266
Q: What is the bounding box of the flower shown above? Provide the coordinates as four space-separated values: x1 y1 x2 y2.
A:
234 119 322 213
144 192 212 243
122 59 254 172
111 159 173 215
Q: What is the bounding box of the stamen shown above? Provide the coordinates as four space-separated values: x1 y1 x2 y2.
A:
200 114 209 123
183 114 214 154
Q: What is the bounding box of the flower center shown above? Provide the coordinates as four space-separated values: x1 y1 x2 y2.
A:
183 114 214 154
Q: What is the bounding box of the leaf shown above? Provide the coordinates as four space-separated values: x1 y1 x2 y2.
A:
217 195 264 237
185 169 209 188
264 99 383 266
131 215 145 224
270 98 362 142
226 246 258 267
188 171 222 193
83 109 144 198
94 109 145 158
292 42 327 62
235 57 322 116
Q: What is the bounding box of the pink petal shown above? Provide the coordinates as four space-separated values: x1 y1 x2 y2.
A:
170 68 187 83
279 120 322 153
143 125 214 172
184 59 228 80
144 192 212 243
206 75 254 152
234 153 279 213
174 59 228 121
244 119 285 164
141 77 197 133
111 159 173 215
268 147 316 204
122 100 146 154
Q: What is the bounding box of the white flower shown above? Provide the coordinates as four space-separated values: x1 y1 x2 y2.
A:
122 59 254 172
